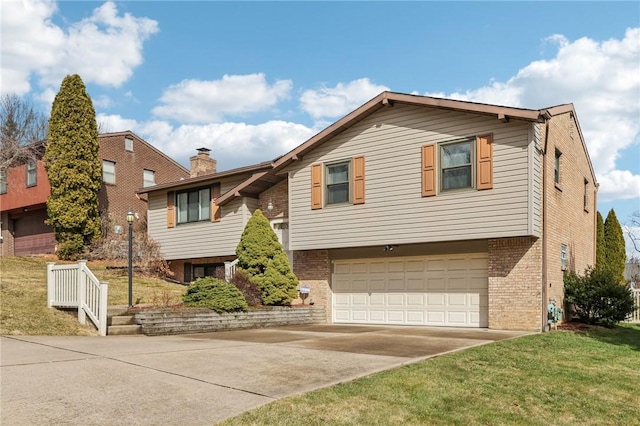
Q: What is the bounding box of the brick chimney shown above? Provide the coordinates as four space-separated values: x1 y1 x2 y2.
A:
190 147 217 177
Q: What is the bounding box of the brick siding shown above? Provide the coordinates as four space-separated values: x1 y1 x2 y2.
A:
293 249 332 322
258 179 288 218
488 237 543 330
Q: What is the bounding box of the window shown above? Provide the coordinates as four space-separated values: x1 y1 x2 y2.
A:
125 137 134 152
561 244 568 271
143 169 155 187
177 187 210 224
26 159 37 187
326 161 350 204
440 138 473 191
554 149 561 185
102 160 116 184
0 169 6 194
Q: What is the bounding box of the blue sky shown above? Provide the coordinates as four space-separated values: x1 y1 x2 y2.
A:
2 1 639 253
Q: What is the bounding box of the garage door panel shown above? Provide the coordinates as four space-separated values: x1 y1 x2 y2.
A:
448 293 468 306
369 310 385 322
370 294 385 305
388 278 404 290
406 294 424 306
387 294 404 306
427 278 446 290
448 277 468 290
333 253 488 327
388 311 405 322
369 279 385 290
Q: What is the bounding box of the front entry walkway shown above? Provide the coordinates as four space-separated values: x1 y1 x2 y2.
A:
1 325 531 425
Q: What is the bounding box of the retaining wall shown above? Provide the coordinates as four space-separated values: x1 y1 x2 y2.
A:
134 305 326 336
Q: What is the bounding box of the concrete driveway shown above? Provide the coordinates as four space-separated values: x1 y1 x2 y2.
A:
1 325 530 425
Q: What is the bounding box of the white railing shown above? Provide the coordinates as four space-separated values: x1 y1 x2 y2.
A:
47 260 109 336
630 289 640 323
224 258 239 282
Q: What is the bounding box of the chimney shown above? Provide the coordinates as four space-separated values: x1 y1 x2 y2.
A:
190 147 217 178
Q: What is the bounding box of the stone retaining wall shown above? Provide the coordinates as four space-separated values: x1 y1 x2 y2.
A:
134 306 326 336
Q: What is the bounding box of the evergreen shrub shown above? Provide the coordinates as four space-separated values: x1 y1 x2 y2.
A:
183 277 248 313
564 268 636 326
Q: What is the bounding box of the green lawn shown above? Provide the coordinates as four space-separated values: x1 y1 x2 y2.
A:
222 324 640 426
0 256 186 335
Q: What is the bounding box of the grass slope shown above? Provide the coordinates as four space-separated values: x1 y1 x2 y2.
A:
0 256 186 335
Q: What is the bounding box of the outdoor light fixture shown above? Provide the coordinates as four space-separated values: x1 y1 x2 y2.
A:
267 200 274 216
126 211 135 308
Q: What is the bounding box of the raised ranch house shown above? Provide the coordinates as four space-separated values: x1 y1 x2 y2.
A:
0 131 189 256
140 92 597 332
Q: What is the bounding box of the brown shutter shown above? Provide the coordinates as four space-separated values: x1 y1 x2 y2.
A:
167 191 175 228
210 183 221 222
477 134 493 190
353 156 365 204
311 163 322 209
421 144 436 197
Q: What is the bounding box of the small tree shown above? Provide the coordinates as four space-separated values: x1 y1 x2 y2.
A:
44 75 101 259
564 268 635 326
236 209 298 306
596 211 606 270
604 209 626 285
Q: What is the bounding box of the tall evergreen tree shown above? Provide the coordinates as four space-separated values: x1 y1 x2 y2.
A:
603 209 626 285
596 211 606 270
44 75 101 259
236 209 298 305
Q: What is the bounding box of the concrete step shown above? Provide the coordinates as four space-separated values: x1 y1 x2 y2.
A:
109 315 136 326
107 324 142 335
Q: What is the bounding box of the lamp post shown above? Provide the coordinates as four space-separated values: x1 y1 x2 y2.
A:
126 211 135 308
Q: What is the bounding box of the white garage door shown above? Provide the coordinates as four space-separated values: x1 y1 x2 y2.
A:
332 253 488 327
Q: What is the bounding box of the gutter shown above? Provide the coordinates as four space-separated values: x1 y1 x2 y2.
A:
541 119 550 332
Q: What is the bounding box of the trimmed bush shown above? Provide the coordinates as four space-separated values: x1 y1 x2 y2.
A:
183 277 248 313
236 209 298 305
231 269 263 307
564 268 636 326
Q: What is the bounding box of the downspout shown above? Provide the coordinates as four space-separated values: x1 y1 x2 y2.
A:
541 119 550 332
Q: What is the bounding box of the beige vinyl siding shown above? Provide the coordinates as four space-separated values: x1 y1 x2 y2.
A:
531 124 543 237
147 176 255 260
286 105 537 251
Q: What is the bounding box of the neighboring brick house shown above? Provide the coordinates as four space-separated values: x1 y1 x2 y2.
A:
141 92 597 332
0 131 189 256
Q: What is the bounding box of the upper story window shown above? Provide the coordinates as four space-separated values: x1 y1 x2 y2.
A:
125 137 134 152
440 139 474 191
102 160 116 184
26 159 37 187
0 168 7 194
143 169 155 187
554 149 562 186
326 160 350 204
177 187 210 224
561 244 568 271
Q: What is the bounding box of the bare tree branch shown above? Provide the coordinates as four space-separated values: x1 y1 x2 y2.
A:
0 94 49 170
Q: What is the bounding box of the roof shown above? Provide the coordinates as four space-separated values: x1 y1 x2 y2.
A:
140 91 595 206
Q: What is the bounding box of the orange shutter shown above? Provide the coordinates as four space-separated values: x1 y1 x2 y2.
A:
210 183 221 222
353 156 365 204
167 191 175 228
311 163 322 209
477 134 493 190
421 145 436 197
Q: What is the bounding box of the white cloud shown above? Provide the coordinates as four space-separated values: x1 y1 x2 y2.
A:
151 74 293 124
300 78 389 120
1 0 158 96
424 28 640 203
97 113 314 170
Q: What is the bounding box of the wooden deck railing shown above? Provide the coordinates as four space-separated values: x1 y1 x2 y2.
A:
631 289 640 323
47 261 108 336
